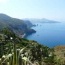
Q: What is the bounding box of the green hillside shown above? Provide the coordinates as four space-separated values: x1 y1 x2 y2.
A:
0 29 54 65
0 28 64 65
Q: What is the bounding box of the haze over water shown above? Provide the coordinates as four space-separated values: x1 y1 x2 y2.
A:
26 22 65 47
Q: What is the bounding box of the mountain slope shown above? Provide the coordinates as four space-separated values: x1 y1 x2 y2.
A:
0 13 36 37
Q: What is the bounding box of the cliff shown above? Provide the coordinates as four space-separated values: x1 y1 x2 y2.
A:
0 13 36 37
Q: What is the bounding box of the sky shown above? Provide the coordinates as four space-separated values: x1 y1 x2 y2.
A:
0 0 65 21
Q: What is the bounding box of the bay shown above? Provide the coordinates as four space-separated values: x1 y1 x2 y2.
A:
26 22 65 48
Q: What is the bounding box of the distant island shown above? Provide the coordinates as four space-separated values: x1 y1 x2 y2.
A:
25 18 60 23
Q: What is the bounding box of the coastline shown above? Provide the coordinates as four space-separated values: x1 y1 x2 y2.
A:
21 29 36 38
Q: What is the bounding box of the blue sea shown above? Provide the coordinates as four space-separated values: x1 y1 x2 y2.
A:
26 22 65 48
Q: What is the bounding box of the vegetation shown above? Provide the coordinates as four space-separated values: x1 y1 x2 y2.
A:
0 28 65 65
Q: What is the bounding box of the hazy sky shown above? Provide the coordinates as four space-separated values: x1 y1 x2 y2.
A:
0 0 65 21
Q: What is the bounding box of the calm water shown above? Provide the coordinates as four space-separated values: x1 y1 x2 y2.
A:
26 22 65 47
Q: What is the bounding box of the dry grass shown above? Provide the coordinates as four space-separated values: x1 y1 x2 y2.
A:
54 45 65 64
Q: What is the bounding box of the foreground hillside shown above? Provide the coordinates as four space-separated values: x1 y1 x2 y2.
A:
0 28 65 65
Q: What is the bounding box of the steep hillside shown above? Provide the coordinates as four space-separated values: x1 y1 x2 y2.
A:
23 20 33 28
0 13 36 37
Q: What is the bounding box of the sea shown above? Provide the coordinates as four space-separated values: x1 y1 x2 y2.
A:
25 22 65 48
